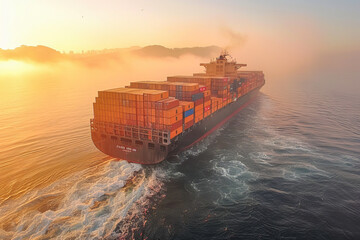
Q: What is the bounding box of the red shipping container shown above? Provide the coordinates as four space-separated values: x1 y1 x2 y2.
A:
194 98 204 106
160 97 179 110
167 119 182 131
184 119 194 130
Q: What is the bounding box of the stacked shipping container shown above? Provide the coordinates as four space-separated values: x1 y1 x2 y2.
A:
93 71 264 142
93 88 184 139
238 71 265 94
179 101 195 130
167 76 212 90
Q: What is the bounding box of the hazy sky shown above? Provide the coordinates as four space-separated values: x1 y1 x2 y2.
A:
1 0 359 52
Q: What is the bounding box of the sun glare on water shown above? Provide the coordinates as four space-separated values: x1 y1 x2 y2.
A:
0 60 39 76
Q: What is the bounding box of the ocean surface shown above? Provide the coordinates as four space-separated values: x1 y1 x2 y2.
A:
0 66 359 239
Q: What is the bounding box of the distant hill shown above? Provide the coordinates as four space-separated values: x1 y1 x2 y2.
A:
0 45 63 62
133 45 221 58
0 45 221 64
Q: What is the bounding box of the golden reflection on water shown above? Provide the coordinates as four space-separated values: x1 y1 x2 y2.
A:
0 61 108 204
0 56 206 204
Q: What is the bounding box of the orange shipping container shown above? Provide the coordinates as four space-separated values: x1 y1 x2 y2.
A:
163 113 183 125
143 90 169 102
203 90 211 97
195 114 203 123
211 106 217 113
195 104 204 112
204 110 211 118
161 106 183 118
170 126 183 139
179 101 194 111
195 107 203 115
167 76 212 89
166 82 199 92
184 114 194 123
95 87 188 131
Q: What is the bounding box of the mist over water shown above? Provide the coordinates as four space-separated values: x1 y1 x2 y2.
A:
0 52 359 239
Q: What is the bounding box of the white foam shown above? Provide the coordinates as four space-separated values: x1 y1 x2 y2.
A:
0 159 165 240
282 163 330 180
112 169 166 239
249 152 273 165
213 158 252 180
193 154 258 205
181 124 225 158
262 130 313 153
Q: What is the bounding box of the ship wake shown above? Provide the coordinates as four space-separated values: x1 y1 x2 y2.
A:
0 159 165 239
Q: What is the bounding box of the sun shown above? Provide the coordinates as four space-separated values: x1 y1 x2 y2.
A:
0 60 38 75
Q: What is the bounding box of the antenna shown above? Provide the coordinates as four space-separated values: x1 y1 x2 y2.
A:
218 49 232 61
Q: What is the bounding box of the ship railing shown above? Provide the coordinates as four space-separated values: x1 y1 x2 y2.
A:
90 119 171 145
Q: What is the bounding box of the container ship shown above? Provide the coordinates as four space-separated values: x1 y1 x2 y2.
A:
90 52 265 164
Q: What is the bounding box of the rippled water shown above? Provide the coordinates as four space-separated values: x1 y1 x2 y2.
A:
0 67 359 239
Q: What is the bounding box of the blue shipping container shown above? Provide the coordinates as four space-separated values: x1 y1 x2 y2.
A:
184 108 194 118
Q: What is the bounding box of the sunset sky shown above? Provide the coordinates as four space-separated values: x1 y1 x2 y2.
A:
1 0 360 52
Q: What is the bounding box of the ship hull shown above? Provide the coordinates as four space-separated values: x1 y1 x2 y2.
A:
91 129 169 165
91 85 263 164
